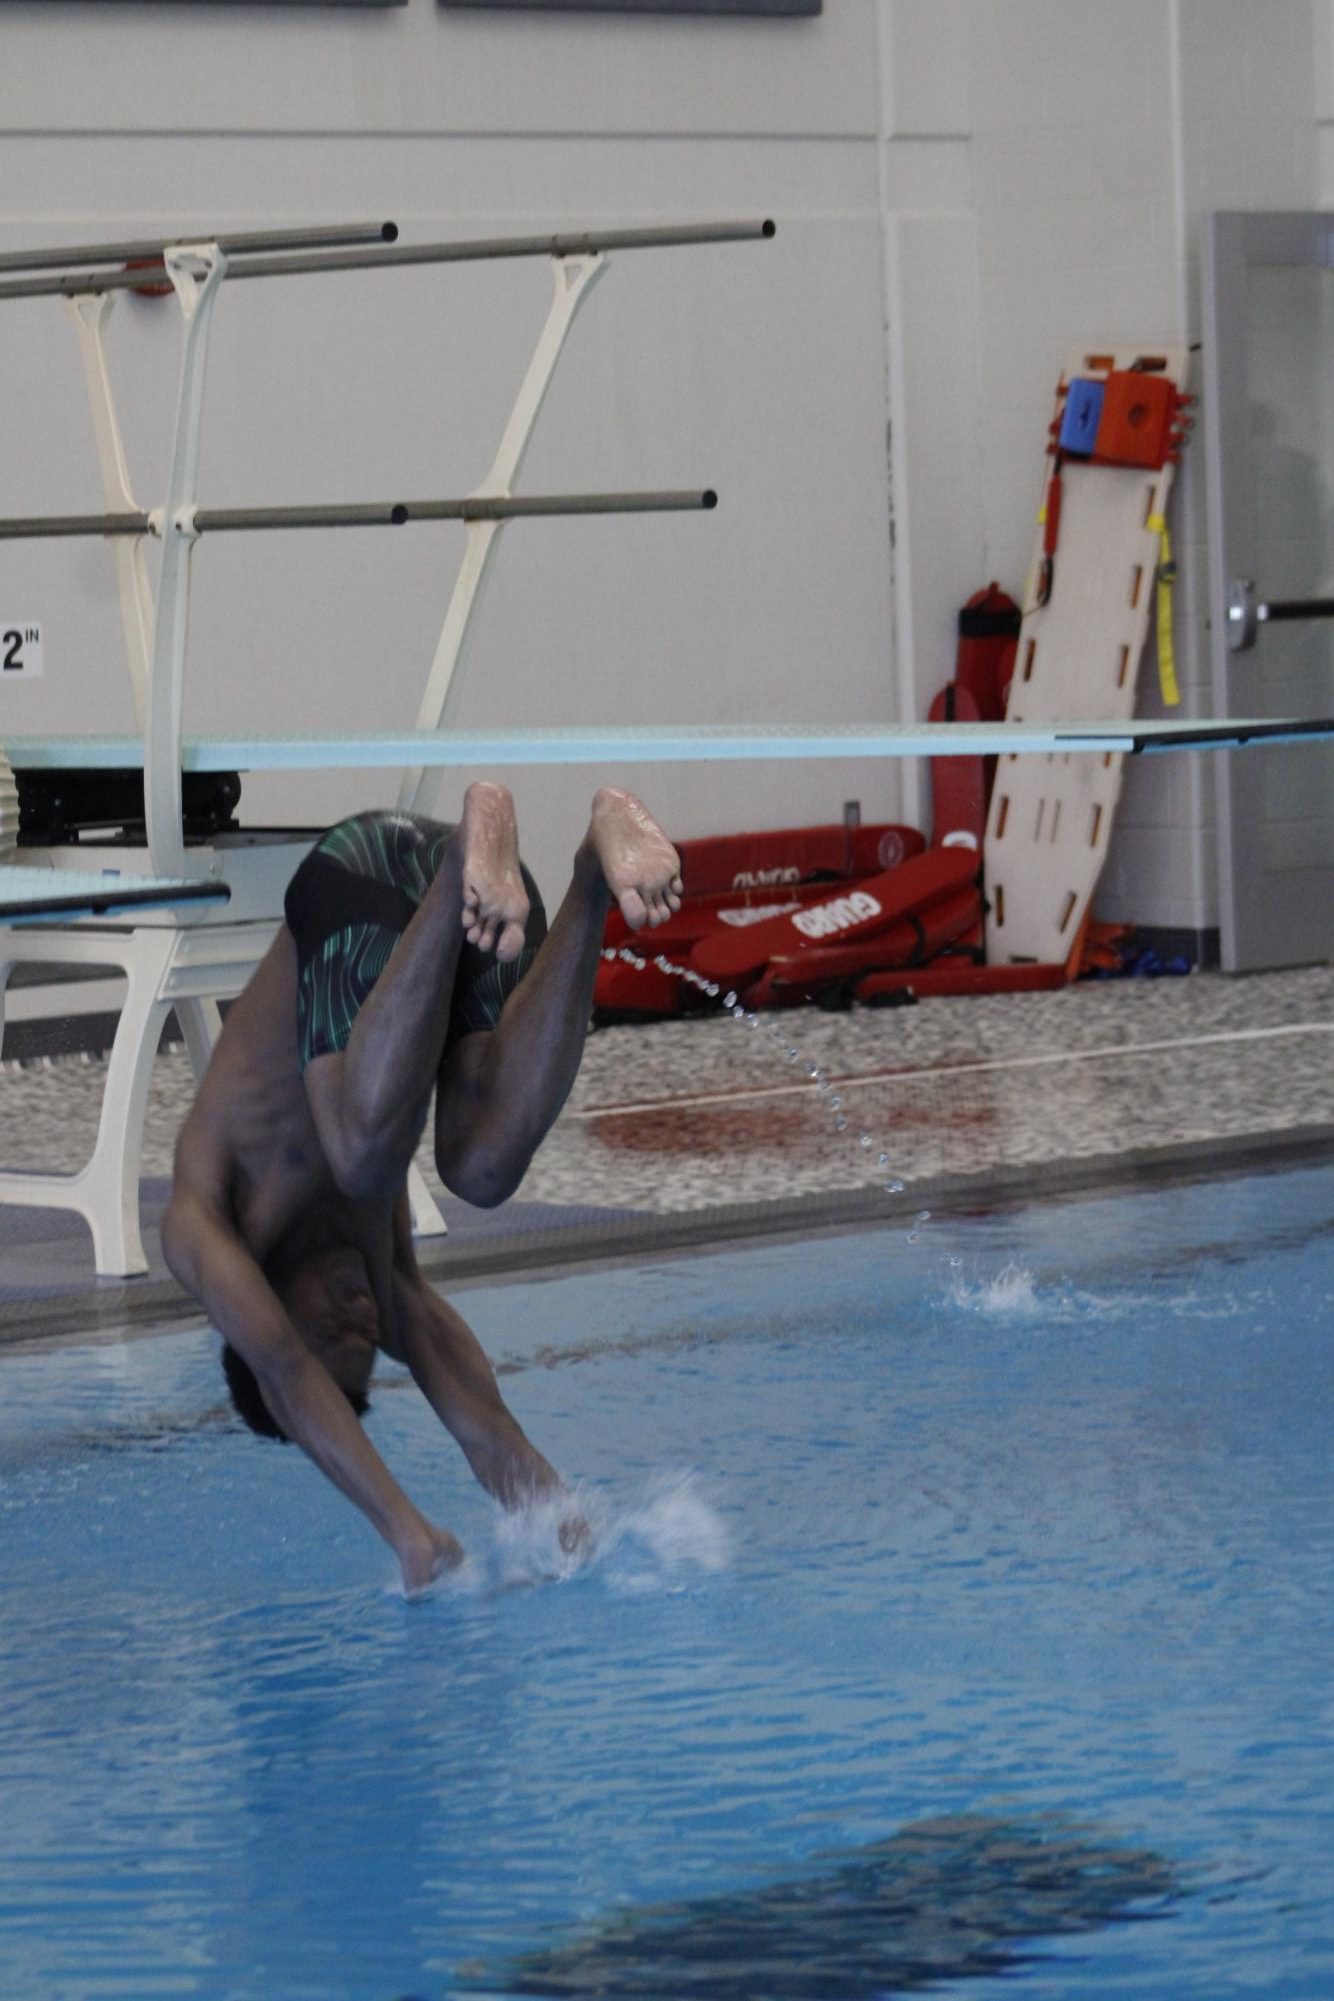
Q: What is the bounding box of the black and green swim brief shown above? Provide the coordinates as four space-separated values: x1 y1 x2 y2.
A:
283 810 546 1072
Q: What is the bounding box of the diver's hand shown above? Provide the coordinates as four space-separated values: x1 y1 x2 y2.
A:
398 1521 466 1597
558 1509 594 1563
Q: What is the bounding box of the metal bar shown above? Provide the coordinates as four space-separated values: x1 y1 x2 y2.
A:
0 219 773 303
402 489 717 522
0 490 716 540
223 218 774 284
1227 576 1334 650
0 511 149 540
1257 597 1334 623
0 221 397 278
193 502 410 532
196 489 717 529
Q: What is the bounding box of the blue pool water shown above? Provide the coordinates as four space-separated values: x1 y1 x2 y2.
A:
1 1163 1332 2000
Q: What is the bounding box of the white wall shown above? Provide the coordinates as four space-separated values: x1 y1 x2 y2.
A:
883 0 1320 937
0 2 902 886
0 0 1322 935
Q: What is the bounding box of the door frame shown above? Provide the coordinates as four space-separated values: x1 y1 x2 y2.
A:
1202 210 1334 972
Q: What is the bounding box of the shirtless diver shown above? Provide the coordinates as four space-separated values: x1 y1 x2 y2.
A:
162 783 682 1594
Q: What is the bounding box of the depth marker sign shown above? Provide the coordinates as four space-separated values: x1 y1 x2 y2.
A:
1 623 43 677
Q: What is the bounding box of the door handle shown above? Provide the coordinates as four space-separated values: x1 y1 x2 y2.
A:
1228 577 1334 652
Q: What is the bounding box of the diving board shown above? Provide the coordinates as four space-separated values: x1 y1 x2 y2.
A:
7 717 1333 774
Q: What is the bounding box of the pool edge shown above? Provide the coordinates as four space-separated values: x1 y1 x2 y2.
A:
2 1119 1330 1355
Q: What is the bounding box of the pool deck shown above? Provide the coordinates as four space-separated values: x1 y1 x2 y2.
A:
1 962 1331 1346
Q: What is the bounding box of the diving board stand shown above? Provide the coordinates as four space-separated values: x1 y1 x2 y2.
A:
0 216 770 1273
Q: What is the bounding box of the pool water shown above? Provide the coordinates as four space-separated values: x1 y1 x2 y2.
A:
1 1163 1332 2000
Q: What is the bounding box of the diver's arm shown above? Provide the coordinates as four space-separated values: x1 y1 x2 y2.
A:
390 1271 565 1509
161 1187 462 1590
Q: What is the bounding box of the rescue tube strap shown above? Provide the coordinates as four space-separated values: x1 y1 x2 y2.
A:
1148 512 1181 708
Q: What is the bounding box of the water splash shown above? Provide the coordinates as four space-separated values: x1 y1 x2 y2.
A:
395 1473 730 1603
949 1261 1039 1316
603 1470 731 1594
603 945 916 1213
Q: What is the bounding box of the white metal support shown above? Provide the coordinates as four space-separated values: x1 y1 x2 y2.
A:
399 252 608 817
145 242 229 878
66 292 155 729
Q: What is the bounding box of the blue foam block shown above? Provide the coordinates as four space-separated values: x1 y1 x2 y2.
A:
1059 378 1105 456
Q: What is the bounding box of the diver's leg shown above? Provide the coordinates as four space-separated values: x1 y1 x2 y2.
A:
304 783 528 1197
433 787 681 1207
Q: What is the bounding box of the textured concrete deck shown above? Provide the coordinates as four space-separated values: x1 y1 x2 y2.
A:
0 961 1330 1344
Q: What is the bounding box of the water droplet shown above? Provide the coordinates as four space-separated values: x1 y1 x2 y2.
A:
877 1152 890 1168
834 1116 847 1131
916 1210 931 1224
886 1179 905 1195
806 1062 820 1078
829 1095 842 1110
859 1134 873 1149
724 991 737 1010
706 983 720 998
906 1231 920 1245
949 1256 963 1269
786 1048 800 1063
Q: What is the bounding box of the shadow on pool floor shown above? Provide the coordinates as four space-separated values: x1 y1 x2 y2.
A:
445 1812 1181 2000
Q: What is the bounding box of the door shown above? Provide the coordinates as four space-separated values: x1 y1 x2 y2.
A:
1202 211 1334 971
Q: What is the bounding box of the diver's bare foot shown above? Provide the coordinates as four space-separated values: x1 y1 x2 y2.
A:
584 787 683 930
459 781 529 962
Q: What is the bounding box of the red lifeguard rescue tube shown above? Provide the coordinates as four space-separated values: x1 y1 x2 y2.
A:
688 847 979 986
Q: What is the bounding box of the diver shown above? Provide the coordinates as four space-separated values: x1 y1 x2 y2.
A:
162 783 682 1593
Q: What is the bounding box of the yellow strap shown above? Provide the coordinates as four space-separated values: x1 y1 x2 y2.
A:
1147 512 1181 708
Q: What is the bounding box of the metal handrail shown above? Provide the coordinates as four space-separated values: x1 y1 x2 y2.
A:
0 221 397 280
0 219 774 304
0 490 717 540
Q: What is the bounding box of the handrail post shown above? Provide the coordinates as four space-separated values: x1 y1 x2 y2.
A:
398 251 608 818
145 242 228 877
65 291 155 729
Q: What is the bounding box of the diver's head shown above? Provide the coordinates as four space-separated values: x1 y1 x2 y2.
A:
222 1241 378 1443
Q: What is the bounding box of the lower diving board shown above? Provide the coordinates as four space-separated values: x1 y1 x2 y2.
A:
0 868 229 923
